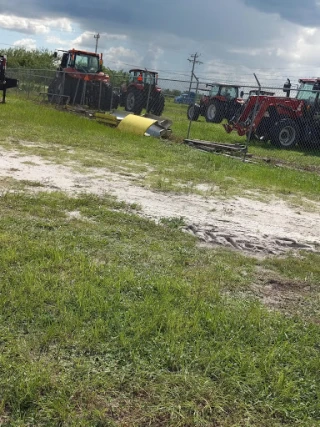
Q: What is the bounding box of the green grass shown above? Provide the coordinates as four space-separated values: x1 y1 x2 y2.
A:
0 95 320 425
0 190 320 426
1 96 320 204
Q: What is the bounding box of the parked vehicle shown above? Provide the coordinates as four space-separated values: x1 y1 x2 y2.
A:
224 78 320 149
187 83 243 123
48 48 119 110
174 92 196 104
119 69 165 116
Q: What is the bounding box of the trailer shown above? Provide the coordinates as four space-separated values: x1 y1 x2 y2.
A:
0 55 18 103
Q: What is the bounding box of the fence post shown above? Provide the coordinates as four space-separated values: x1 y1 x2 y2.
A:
146 71 152 113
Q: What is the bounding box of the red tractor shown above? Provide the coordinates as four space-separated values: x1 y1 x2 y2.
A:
187 83 244 123
119 69 165 116
224 78 320 149
48 49 119 110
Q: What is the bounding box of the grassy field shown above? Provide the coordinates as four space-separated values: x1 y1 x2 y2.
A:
1 95 320 202
0 96 320 426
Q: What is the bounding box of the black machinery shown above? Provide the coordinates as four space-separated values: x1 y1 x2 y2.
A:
0 55 18 103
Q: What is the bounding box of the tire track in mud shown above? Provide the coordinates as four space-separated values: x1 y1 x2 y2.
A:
0 148 319 257
184 223 316 255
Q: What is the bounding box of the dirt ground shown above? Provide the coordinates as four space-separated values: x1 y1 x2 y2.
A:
1 146 319 257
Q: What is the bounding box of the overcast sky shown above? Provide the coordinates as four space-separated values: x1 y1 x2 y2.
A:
1 0 320 87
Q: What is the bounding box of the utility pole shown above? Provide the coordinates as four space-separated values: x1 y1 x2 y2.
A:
187 52 202 94
94 33 100 53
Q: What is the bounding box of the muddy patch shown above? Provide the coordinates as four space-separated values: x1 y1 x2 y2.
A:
252 277 312 309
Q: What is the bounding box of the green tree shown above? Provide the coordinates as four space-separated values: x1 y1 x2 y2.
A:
103 67 129 87
2 48 56 69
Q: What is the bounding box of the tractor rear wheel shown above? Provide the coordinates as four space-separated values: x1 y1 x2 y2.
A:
125 89 143 115
149 94 165 116
48 77 64 103
99 83 114 111
270 118 300 149
205 101 223 123
187 104 200 121
112 90 120 110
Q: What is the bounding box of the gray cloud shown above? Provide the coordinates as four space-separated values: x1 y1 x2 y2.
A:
1 0 320 84
0 0 289 47
241 0 320 26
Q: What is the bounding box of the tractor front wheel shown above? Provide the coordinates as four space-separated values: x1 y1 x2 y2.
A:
205 101 223 123
271 119 300 149
125 89 143 115
187 104 200 121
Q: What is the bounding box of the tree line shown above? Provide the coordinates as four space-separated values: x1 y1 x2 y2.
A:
1 48 128 81
1 48 183 95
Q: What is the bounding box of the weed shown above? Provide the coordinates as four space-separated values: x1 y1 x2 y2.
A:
159 216 186 229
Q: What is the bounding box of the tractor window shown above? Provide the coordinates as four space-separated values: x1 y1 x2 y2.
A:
75 54 88 71
74 54 99 73
209 85 219 96
220 86 237 99
145 73 156 85
130 71 144 83
61 53 68 68
129 70 156 84
296 82 317 103
87 56 99 73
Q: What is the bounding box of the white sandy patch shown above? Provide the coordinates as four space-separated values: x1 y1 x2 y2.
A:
0 148 319 256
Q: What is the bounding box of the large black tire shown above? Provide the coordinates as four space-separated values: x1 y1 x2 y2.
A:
48 76 73 105
149 94 165 116
187 104 200 121
270 118 300 149
112 91 120 110
125 89 144 115
85 82 113 111
48 77 63 103
99 83 114 111
205 101 223 123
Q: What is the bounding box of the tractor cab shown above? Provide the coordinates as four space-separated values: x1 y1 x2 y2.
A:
207 83 239 100
296 78 320 106
55 49 103 74
128 69 159 86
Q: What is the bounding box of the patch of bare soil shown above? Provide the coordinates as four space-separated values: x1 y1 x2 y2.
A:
0 147 320 257
252 276 312 309
249 268 320 320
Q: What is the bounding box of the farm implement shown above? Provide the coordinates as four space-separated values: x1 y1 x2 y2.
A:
224 78 320 149
0 55 18 103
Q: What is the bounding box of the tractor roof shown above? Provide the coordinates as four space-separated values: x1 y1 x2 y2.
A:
129 68 158 74
64 48 99 57
206 82 241 88
298 78 320 83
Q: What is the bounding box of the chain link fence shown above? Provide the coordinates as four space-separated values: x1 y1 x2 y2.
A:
5 68 320 157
